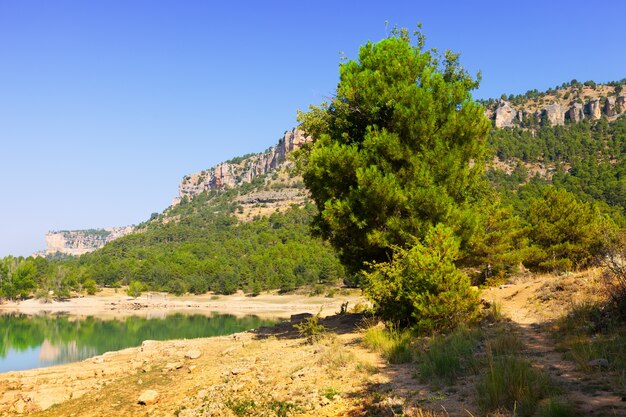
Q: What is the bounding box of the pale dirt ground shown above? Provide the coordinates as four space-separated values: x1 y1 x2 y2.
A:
1 273 625 416
0 289 363 319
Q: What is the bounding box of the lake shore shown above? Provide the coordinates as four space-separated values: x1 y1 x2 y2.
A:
0 288 364 319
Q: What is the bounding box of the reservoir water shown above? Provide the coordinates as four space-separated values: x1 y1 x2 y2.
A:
0 312 278 373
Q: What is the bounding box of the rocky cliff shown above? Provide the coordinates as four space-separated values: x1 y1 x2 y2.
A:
42 227 135 256
174 128 311 204
487 83 626 128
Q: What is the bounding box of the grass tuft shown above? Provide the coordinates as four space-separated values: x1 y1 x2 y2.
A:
363 325 414 364
540 398 582 417
416 326 481 384
476 355 554 417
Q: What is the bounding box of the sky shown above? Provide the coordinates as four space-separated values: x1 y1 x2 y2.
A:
1 0 625 257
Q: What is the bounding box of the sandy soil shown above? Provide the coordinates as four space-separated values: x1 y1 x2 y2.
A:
2 272 625 416
0 288 364 319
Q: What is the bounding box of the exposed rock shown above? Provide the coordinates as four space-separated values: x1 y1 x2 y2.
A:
617 95 626 113
164 362 184 372
184 349 202 360
137 390 159 405
605 96 617 117
38 226 135 257
543 103 565 126
495 100 517 128
176 128 311 203
567 103 584 123
587 98 602 120
230 367 250 375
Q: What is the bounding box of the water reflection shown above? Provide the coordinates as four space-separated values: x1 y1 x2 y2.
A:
0 312 278 372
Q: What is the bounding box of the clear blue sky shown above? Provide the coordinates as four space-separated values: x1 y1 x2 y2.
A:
1 0 625 257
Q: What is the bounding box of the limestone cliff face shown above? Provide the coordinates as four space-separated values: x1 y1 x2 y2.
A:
174 128 311 204
44 227 134 256
490 84 626 127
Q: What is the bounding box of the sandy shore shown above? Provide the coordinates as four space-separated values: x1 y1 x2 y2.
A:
0 288 365 319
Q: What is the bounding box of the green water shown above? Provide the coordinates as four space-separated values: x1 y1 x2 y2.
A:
0 312 279 373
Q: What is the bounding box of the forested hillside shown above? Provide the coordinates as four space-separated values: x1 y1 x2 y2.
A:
2 81 626 300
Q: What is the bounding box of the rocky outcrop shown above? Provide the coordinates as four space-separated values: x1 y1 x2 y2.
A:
43 227 134 256
567 103 585 123
587 98 602 120
175 128 311 203
543 103 565 126
486 84 626 127
618 95 626 113
605 96 617 117
495 100 517 128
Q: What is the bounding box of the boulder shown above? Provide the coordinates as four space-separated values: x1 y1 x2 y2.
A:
184 349 202 360
495 100 517 128
137 390 159 405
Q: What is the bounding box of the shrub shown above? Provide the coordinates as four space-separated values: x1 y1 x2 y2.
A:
294 314 327 343
127 281 143 298
364 224 480 331
83 279 98 295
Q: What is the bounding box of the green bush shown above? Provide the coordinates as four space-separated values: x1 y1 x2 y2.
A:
294 314 327 343
364 224 480 331
127 281 143 298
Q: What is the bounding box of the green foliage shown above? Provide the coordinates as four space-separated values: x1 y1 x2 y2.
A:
416 326 481 384
476 355 554 417
0 256 38 300
296 28 490 276
362 325 413 364
526 188 608 272
127 281 143 298
83 278 98 295
540 399 582 417
293 314 327 343
364 224 479 330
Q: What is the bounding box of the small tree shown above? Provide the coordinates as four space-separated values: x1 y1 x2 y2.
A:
296 27 489 325
526 188 608 272
127 280 143 298
364 224 479 331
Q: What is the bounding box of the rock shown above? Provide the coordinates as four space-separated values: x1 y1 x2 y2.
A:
567 103 584 123
587 98 602 120
176 128 312 203
164 362 184 372
188 365 197 373
43 226 134 257
13 399 26 414
543 103 565 126
617 95 626 113
290 313 313 324
221 346 240 356
588 358 609 368
605 96 617 116
495 100 517 128
230 367 250 375
197 389 208 399
137 390 159 405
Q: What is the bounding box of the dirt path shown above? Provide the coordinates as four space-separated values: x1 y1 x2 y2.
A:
483 275 626 416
